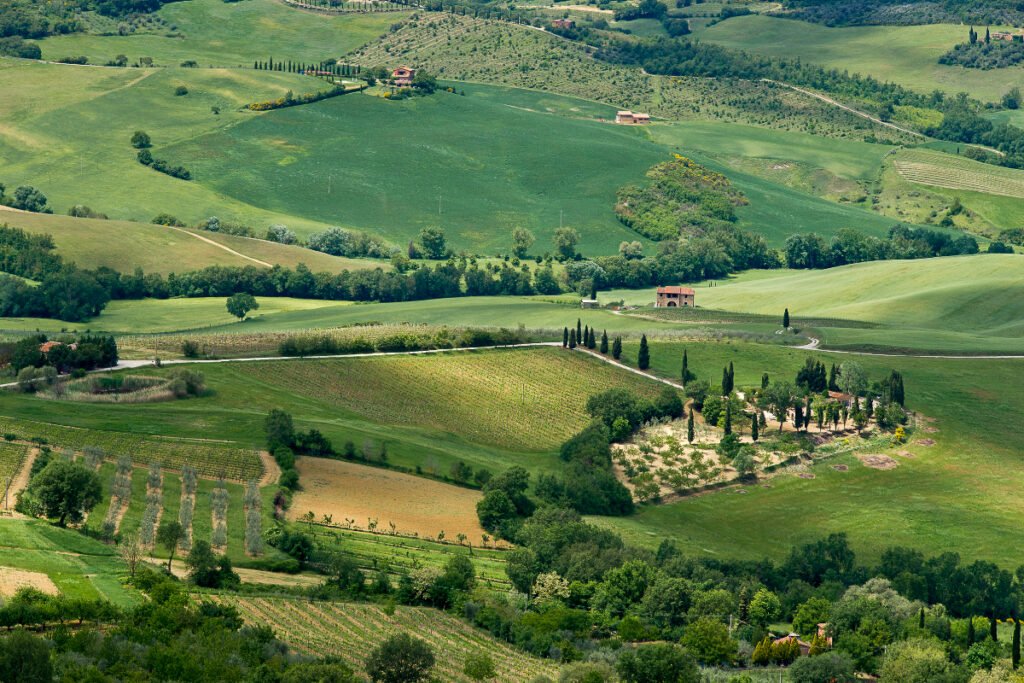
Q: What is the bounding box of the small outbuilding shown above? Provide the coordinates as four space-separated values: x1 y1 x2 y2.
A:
551 18 576 29
580 298 599 309
655 286 694 308
615 110 651 125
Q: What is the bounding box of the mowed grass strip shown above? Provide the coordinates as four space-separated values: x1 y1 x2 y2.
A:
893 147 1024 198
0 442 27 490
212 595 561 682
230 347 667 450
292 457 487 540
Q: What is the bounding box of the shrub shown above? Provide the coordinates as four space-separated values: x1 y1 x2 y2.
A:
174 85 188 96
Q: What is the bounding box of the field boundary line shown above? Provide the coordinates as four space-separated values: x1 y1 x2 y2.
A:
571 347 686 390
0 447 36 515
170 227 273 267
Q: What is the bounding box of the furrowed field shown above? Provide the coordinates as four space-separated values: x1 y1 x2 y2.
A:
209 595 562 682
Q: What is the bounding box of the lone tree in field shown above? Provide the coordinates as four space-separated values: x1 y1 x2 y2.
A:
365 632 435 683
157 520 184 572
783 308 790 329
130 131 151 149
511 227 535 258
26 459 102 527
119 531 143 578
638 335 650 370
226 292 258 321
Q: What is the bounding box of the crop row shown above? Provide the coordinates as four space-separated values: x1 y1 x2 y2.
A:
0 417 263 481
0 442 27 488
236 348 662 450
211 596 560 682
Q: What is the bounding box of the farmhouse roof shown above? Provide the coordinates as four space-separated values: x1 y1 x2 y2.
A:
657 286 694 295
40 341 76 353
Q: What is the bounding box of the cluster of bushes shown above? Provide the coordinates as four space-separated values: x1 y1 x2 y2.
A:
940 35 1024 70
278 326 532 356
248 86 350 111
615 156 748 241
784 225 980 269
0 182 51 213
0 35 41 58
6 333 118 374
264 408 334 492
306 226 392 258
137 149 191 180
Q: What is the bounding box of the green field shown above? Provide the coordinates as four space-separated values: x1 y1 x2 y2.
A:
0 347 671 483
593 338 1024 565
0 208 381 274
38 0 407 67
0 518 141 606
161 83 665 254
213 595 562 682
694 15 1024 103
687 255 1024 353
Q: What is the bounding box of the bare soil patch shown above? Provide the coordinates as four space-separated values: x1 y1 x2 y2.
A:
291 457 487 540
859 454 899 470
258 450 281 487
920 426 939 434
0 567 58 597
832 465 849 471
797 473 816 479
895 450 915 458
917 439 936 446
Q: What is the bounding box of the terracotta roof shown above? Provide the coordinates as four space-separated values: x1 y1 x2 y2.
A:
657 286 694 295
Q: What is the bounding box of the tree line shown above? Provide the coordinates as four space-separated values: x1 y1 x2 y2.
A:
783 225 982 269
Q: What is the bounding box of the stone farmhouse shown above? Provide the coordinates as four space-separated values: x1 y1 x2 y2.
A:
615 110 651 124
391 66 416 86
551 18 576 29
655 286 694 308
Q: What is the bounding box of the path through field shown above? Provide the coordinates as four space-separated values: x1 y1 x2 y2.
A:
1 448 37 515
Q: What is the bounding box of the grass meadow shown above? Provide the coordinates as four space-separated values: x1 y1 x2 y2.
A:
38 0 407 67
694 15 1024 103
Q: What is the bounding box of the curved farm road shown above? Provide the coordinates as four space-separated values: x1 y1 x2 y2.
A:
795 337 1024 359
168 227 273 268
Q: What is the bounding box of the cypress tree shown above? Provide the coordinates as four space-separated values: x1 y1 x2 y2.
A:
612 336 622 360
576 319 582 344
583 325 589 349
794 405 804 431
681 349 689 385
687 407 695 443
968 618 976 646
722 366 730 395
991 615 998 642
562 327 569 348
1013 618 1020 669
588 328 596 349
253 60 258 69
723 402 732 435
600 330 608 354
751 413 758 441
569 329 577 349
728 361 734 392
590 281 597 300
761 372 769 389
269 57 273 70
783 308 790 328
919 607 925 629
829 364 839 392
986 26 991 44
638 335 650 370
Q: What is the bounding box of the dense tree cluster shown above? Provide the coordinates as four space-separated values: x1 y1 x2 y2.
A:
784 225 980 269
779 0 1024 27
278 326 532 357
940 36 1024 70
614 156 747 241
5 333 118 374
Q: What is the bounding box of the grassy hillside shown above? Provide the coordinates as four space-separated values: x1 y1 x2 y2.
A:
212 595 562 682
694 16 1024 102
0 519 141 606
0 208 382 274
162 83 665 254
0 60 340 234
595 339 1024 565
38 0 407 67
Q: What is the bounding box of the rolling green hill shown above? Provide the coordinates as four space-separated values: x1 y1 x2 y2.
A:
693 15 1024 103
37 0 407 68
0 208 382 274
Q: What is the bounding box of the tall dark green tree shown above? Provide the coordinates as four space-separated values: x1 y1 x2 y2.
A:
728 362 734 392
783 308 790 328
968 617 976 646
723 402 732 435
612 336 623 359
563 327 569 348
761 372 769 389
681 349 690 385
577 318 582 343
600 330 609 354
687 407 695 444
751 413 758 441
569 329 577 349
637 335 650 370
583 325 589 348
